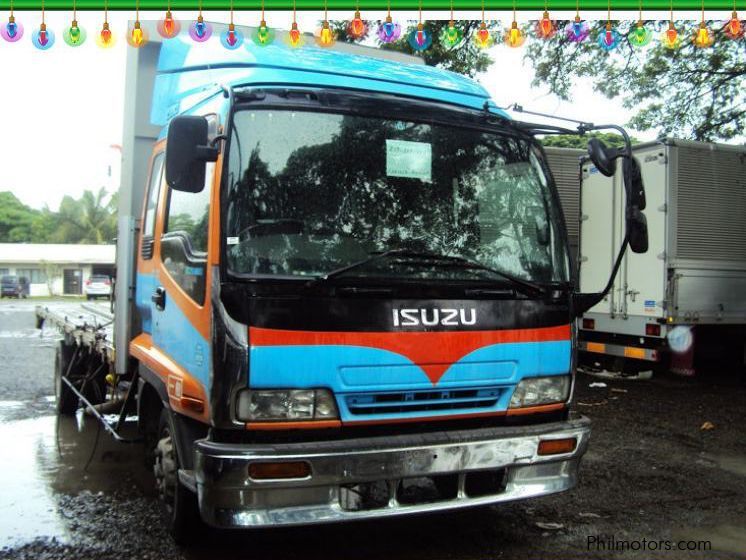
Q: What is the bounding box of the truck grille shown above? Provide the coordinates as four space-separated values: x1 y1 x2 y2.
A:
344 387 504 416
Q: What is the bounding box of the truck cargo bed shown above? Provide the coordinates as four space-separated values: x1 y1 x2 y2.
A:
36 301 115 364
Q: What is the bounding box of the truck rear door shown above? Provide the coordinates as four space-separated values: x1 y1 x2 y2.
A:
579 160 616 316
622 146 667 322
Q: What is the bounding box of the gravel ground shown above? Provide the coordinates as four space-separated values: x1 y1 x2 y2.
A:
0 300 744 559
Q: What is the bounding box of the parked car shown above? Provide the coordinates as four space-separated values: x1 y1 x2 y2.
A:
84 275 112 300
1 276 29 298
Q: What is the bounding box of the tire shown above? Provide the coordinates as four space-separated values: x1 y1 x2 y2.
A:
153 408 202 544
55 344 79 415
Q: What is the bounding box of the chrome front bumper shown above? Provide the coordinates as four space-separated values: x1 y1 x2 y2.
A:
194 416 591 528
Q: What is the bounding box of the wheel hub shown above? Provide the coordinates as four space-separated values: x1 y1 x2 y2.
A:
154 430 178 509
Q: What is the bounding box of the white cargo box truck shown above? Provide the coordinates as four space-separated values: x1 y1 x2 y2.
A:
577 139 746 374
544 147 584 273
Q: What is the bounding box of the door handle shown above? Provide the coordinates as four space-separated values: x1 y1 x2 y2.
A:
152 287 166 311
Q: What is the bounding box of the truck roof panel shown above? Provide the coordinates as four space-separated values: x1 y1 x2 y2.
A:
151 36 506 127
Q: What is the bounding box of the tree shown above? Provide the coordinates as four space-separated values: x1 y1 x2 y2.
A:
541 131 641 150
0 192 43 242
51 187 117 244
526 21 746 141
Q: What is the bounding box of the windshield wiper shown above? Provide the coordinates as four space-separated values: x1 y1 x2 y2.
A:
306 248 545 296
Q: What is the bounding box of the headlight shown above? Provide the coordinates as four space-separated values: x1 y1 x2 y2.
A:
236 389 339 422
509 376 570 408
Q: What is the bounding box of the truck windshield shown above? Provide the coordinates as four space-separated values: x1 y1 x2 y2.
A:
225 109 568 284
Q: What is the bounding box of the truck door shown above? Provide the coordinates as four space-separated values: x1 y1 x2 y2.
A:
150 159 216 419
621 147 667 321
579 161 617 315
135 150 165 335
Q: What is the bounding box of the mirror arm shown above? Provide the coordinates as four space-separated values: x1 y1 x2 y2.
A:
574 236 629 316
195 145 219 162
584 124 633 158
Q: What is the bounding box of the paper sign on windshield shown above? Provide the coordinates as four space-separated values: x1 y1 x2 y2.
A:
386 139 432 182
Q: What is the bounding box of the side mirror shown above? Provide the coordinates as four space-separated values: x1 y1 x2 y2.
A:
623 156 646 210
587 138 617 177
165 115 219 193
627 206 649 254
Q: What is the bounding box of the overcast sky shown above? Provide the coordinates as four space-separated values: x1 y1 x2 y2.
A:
0 10 718 210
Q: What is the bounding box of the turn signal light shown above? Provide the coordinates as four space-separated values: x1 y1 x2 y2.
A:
537 437 577 456
249 461 311 480
645 323 661 336
582 318 595 330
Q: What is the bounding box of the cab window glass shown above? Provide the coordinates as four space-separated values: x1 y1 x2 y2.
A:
141 153 164 259
161 163 212 303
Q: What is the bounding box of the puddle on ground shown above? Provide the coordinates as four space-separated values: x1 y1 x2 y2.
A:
0 412 147 547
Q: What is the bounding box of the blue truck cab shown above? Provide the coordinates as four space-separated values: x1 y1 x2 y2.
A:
120 34 593 540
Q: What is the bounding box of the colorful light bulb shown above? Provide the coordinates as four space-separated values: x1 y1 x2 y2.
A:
565 16 589 43
157 10 181 38
504 20 525 48
660 21 681 49
408 22 432 51
473 21 493 49
440 21 463 48
377 16 401 43
32 22 55 50
252 19 275 46
189 16 212 42
220 22 243 49
347 10 367 39
96 21 115 48
535 10 556 39
286 21 303 48
1 15 23 42
629 20 652 48
63 19 87 46
724 11 744 39
126 20 148 47
598 22 621 51
693 21 714 48
316 20 335 47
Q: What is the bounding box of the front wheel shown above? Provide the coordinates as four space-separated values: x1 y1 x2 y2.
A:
153 408 202 544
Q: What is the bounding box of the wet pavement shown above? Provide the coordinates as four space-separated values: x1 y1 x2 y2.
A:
1 299 745 559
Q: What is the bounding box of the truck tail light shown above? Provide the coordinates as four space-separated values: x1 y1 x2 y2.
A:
645 323 661 336
249 461 311 480
538 437 577 456
104 279 111 285
85 280 92 286
582 318 595 330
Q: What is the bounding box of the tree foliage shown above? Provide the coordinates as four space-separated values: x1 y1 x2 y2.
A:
526 21 746 141
0 188 117 244
0 192 45 242
541 131 641 150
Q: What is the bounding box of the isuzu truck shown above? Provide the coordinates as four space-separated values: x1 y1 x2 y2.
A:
37 26 648 542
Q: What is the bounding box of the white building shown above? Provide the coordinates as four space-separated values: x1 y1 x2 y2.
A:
0 243 115 297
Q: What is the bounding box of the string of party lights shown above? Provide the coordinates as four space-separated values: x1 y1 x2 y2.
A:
2 1 745 51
